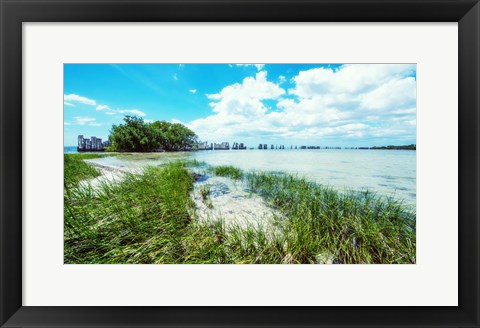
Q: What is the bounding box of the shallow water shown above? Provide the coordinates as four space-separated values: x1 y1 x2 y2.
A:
84 149 416 206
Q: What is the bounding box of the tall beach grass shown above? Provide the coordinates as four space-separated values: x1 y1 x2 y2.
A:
64 154 101 187
244 172 416 264
64 162 195 263
64 158 416 264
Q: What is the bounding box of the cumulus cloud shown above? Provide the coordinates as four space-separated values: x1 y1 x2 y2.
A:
289 64 416 98
189 89 197 94
64 94 97 106
188 71 286 140
187 64 416 145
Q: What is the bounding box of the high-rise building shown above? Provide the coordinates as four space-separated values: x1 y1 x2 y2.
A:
77 135 106 152
78 135 84 150
91 136 97 150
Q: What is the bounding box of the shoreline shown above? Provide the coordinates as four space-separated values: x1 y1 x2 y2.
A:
64 155 416 264
71 152 416 208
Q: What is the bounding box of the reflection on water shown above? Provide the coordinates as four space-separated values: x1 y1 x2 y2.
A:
86 149 416 206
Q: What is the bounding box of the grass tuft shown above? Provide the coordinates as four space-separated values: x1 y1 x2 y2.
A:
199 185 210 201
210 165 243 180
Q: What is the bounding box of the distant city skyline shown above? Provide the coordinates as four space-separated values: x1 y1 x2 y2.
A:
64 64 416 147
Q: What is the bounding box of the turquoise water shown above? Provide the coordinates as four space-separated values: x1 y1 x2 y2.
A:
75 149 416 206
64 146 78 154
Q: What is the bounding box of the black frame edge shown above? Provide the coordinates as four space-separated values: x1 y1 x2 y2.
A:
459 2 480 326
1 0 479 327
0 0 23 327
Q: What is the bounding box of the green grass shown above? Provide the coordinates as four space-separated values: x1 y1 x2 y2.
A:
179 159 206 167
64 154 101 187
66 153 112 160
244 172 416 263
209 165 243 180
64 159 416 264
64 162 195 264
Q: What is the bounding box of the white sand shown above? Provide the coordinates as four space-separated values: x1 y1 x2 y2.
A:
192 175 282 230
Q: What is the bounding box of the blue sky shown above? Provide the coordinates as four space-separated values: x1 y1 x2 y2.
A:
64 64 416 147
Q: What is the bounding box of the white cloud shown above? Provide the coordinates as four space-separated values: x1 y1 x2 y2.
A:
235 64 265 71
96 104 110 111
205 71 284 115
189 89 197 94
126 109 146 116
106 109 146 117
74 117 95 125
289 64 416 98
206 93 221 100
359 77 416 111
70 116 102 126
268 64 416 141
64 102 74 107
65 93 147 129
187 64 416 145
64 94 97 106
188 71 286 140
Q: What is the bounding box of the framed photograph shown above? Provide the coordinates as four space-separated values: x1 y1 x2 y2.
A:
1 0 479 327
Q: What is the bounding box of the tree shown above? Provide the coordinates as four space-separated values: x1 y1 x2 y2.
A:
151 121 198 151
109 116 198 152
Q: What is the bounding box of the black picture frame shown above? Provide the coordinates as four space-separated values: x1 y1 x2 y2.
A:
1 0 479 327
